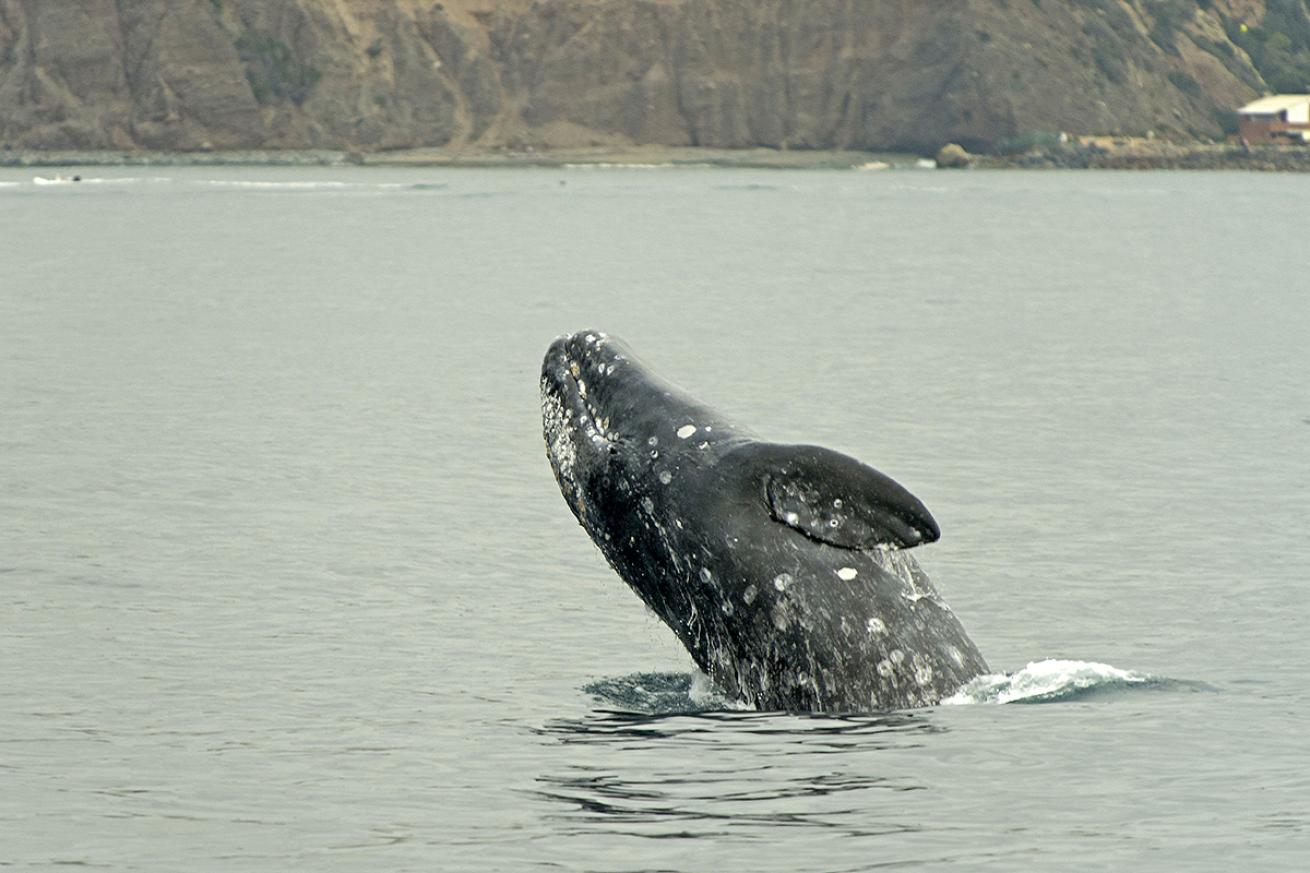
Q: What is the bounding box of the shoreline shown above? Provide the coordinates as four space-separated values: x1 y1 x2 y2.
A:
3 141 1310 172
974 138 1310 172
0 146 919 171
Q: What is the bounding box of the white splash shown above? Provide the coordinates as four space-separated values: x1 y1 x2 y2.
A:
689 670 750 710
944 659 1150 705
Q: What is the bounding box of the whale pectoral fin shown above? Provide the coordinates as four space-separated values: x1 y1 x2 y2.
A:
759 444 941 550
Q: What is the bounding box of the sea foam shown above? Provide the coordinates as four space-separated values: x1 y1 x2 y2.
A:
944 659 1151 705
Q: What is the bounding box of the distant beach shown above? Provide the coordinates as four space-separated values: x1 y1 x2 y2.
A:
4 140 1310 171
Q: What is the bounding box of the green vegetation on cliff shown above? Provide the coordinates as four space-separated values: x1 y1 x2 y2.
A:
234 32 321 106
1229 0 1310 92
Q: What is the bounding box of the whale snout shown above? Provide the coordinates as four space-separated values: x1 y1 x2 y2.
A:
540 331 633 490
545 330 651 428
561 331 628 384
543 331 623 390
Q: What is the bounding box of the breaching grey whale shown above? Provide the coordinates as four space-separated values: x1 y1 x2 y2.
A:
541 331 988 711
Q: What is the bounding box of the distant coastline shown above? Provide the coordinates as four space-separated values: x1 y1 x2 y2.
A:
0 147 917 171
4 141 1310 172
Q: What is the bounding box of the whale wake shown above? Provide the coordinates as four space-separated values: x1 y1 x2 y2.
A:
585 659 1198 714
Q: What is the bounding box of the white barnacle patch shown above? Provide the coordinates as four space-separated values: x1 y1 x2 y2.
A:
889 649 905 665
784 511 800 525
675 519 684 529
569 361 580 378
876 659 894 678
659 471 672 485
837 567 858 581
772 572 793 592
640 497 655 514
742 584 758 604
699 567 713 584
541 391 577 478
576 379 587 398
833 498 843 508
914 660 935 686
647 436 659 446
698 441 709 450
866 617 887 635
676 424 696 439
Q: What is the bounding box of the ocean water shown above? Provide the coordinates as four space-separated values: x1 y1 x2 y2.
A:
2 165 1307 871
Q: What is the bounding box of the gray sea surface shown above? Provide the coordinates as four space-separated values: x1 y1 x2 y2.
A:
2 166 1307 871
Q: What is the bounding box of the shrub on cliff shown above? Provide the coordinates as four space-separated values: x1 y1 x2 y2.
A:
235 31 322 106
1228 0 1310 93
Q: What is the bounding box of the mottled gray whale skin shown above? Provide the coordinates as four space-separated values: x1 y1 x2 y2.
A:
541 330 988 712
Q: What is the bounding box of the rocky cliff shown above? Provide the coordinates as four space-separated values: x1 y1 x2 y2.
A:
0 0 1303 153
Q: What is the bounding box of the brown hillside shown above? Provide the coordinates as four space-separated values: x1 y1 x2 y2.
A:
0 0 1282 153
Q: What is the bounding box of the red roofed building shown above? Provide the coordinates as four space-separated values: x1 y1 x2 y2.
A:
1238 95 1310 144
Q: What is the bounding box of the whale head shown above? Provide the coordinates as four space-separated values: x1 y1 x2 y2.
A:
540 330 742 531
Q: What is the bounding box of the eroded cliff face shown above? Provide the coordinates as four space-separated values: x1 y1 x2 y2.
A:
0 0 1287 153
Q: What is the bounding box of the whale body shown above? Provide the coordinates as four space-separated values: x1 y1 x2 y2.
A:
541 330 988 711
